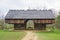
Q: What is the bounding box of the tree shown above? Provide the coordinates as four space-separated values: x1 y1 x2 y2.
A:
0 11 5 30
55 12 60 29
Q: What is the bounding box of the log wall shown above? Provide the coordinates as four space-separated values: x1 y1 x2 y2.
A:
5 19 25 24
34 19 55 24
5 19 55 24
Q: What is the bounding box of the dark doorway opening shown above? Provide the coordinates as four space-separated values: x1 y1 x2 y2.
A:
14 24 25 30
34 23 46 30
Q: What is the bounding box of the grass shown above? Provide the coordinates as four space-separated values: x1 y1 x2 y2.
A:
0 30 26 40
36 30 60 40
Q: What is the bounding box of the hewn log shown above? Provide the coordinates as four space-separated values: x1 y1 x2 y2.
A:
34 19 55 24
5 19 25 24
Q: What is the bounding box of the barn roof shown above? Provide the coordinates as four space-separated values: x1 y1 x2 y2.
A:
5 10 55 19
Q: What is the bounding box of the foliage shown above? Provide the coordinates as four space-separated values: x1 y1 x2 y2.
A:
46 24 55 32
0 19 4 30
4 23 14 30
55 13 60 29
0 19 14 31
26 20 34 30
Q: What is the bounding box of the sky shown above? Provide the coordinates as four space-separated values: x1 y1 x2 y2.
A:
0 0 60 17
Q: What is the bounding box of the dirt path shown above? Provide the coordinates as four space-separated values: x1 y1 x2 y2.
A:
22 31 38 40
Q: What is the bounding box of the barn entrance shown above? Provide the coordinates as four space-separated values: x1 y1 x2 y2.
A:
26 20 34 30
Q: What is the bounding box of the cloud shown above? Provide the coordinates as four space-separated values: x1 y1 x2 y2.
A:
0 0 60 16
0 0 60 10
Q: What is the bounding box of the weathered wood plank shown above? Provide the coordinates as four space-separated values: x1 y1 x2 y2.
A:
5 19 55 24
5 19 25 24
34 19 55 24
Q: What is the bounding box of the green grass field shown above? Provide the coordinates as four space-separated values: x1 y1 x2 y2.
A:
0 30 26 40
0 30 60 40
36 30 60 40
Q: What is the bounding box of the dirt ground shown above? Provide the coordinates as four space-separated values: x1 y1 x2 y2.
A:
22 31 38 40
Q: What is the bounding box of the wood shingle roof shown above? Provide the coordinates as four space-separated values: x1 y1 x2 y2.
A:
5 10 55 19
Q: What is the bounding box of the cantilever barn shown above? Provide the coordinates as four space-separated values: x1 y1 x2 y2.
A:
5 10 55 30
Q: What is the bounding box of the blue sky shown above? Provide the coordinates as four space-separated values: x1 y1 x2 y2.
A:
0 0 60 16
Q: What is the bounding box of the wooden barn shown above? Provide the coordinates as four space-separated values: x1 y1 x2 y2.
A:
5 10 55 30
